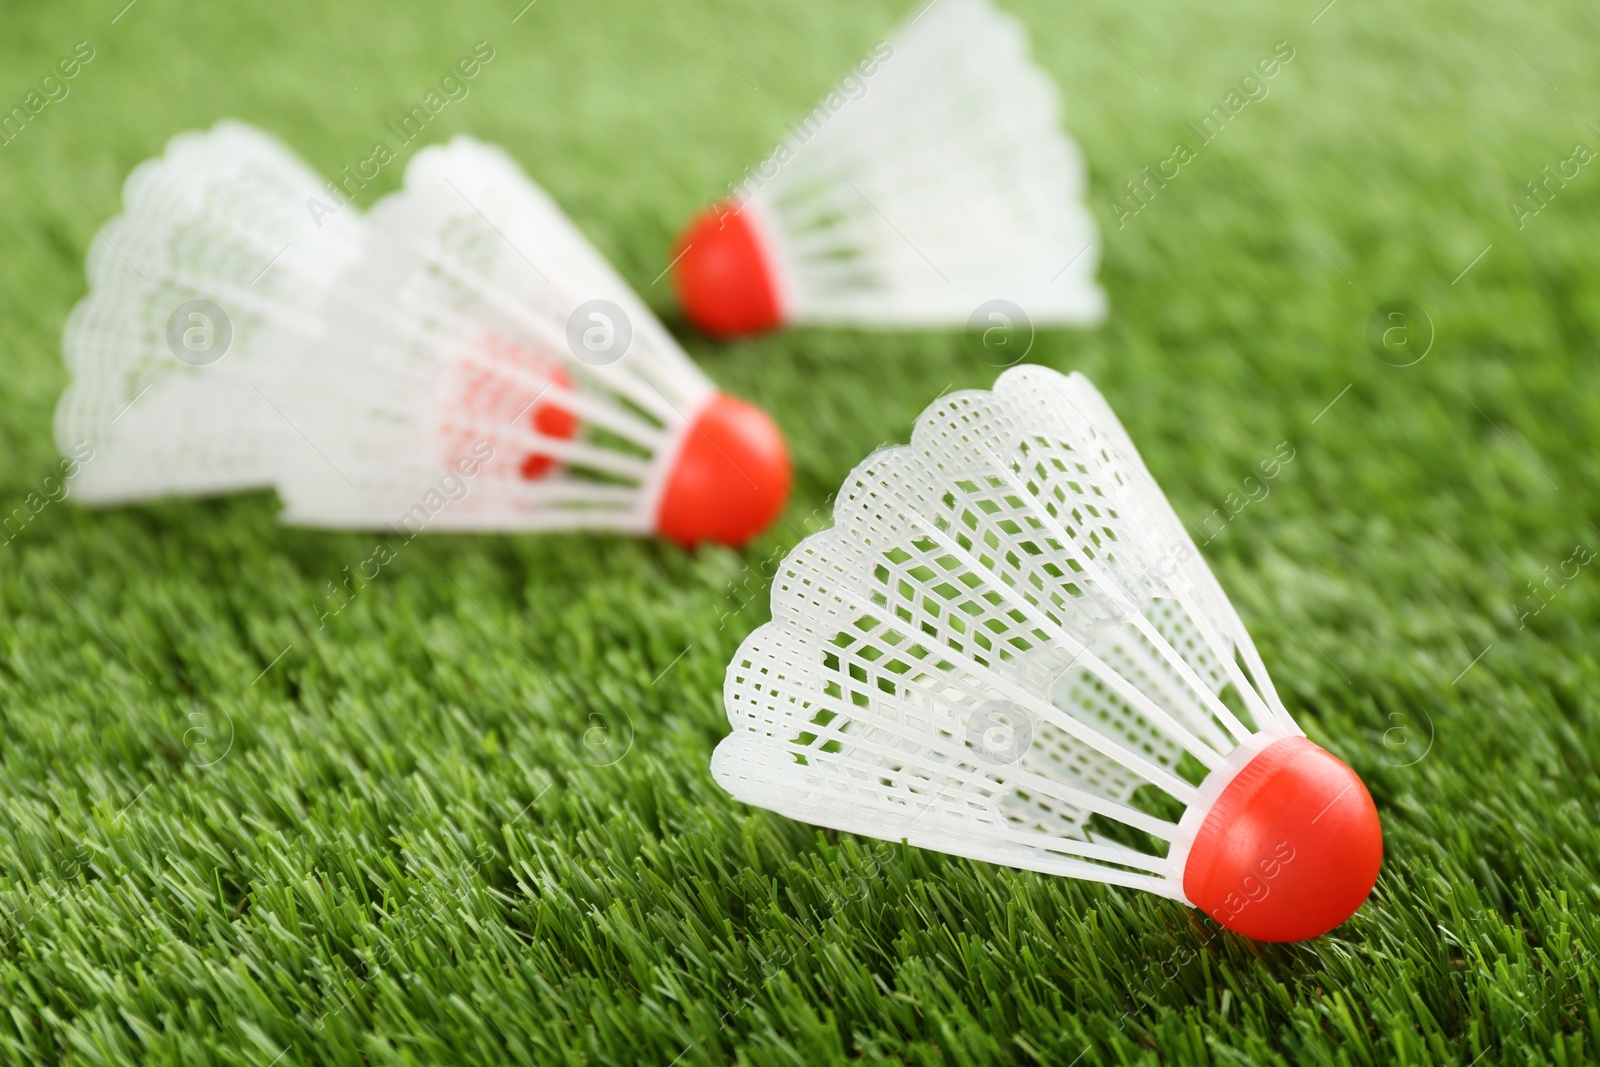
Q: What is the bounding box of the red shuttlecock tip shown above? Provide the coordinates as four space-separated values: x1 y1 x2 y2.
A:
672 201 784 338
1182 736 1382 943
656 393 791 549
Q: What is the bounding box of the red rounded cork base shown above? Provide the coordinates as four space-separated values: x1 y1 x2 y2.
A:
656 393 791 548
1183 736 1382 943
672 202 784 338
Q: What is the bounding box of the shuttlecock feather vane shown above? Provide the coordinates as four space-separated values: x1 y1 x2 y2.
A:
56 122 361 503
714 367 1381 942
673 0 1105 336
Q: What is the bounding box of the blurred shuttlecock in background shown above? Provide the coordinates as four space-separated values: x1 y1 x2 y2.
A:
55 122 361 503
274 138 792 547
672 0 1105 338
56 125 792 548
713 366 1381 942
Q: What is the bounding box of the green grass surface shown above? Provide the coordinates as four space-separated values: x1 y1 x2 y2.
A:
3 0 1600 1063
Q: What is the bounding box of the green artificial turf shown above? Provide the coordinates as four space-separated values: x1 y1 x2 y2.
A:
3 0 1600 1063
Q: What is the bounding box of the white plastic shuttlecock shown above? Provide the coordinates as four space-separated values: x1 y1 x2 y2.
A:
56 125 792 547
270 137 792 547
671 0 1105 337
56 121 361 503
713 367 1382 942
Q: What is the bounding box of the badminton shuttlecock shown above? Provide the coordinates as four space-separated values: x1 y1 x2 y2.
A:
269 137 791 548
56 122 362 503
713 367 1381 942
56 124 791 547
671 0 1105 337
